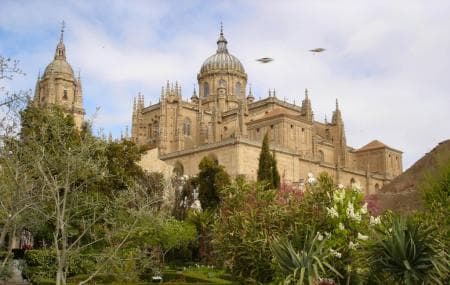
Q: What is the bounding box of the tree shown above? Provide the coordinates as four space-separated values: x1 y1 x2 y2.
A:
198 156 230 210
257 133 280 189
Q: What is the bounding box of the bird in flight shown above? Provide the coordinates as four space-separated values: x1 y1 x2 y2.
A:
309 48 326 53
256 57 274 63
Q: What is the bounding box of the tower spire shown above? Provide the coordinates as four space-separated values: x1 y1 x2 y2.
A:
335 98 339 110
60 20 65 43
216 22 228 53
55 21 67 60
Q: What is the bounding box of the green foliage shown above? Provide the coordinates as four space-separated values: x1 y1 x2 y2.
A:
101 140 146 192
271 229 342 284
187 209 216 262
23 249 57 280
257 133 280 189
198 156 230 210
364 215 449 284
418 153 450 248
213 180 297 283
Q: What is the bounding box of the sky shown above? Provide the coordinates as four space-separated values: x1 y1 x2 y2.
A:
0 0 449 169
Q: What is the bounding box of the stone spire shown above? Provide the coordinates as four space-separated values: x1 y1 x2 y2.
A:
332 98 343 125
301 88 313 122
247 84 255 103
191 85 199 103
55 21 66 60
216 22 228 53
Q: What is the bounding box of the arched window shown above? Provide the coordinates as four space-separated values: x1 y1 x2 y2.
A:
173 161 184 176
183 118 191 136
148 124 153 138
317 150 324 163
350 178 355 185
204 82 209 97
219 79 226 88
235 82 241 96
152 121 159 137
63 90 68 100
375 183 380 191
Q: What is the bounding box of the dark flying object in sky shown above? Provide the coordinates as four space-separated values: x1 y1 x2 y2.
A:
256 57 274 63
309 48 326 53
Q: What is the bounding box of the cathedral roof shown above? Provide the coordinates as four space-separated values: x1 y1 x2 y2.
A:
356 140 401 153
199 25 245 75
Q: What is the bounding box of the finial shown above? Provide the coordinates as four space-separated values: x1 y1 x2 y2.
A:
78 69 81 80
248 84 253 96
60 20 65 43
335 98 339 110
325 114 328 123
305 88 309 99
220 21 224 36
37 70 41 80
273 89 276 97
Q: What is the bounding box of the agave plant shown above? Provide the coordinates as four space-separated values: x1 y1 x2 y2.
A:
366 215 449 284
271 230 342 285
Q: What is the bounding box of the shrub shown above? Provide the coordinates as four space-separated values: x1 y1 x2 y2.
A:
271 229 342 284
364 215 449 284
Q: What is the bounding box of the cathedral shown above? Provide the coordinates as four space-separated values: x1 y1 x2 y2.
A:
131 27 403 193
32 25 403 194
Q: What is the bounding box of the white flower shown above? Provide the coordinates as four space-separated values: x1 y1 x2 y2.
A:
324 231 331 238
317 232 324 241
338 222 345 230
352 181 362 192
326 206 339 218
370 216 381 225
360 202 368 214
333 189 345 204
307 177 316 184
330 248 342 258
357 233 369 241
349 241 358 250
307 172 314 178
338 184 344 189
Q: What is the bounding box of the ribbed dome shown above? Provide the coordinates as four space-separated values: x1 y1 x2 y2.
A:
44 59 74 76
199 27 245 74
200 53 245 73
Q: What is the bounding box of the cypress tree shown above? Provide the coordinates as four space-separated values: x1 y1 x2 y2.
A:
257 133 280 189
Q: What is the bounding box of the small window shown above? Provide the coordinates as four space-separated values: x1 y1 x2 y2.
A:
235 82 241 96
256 128 260 133
271 125 274 129
63 90 68 100
204 82 209 97
301 128 305 132
290 124 294 129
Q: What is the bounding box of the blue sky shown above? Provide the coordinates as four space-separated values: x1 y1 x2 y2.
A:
1 0 449 169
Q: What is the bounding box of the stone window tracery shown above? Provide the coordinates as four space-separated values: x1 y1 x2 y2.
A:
183 118 191 136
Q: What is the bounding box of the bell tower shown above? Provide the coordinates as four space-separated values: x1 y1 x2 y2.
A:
33 22 85 129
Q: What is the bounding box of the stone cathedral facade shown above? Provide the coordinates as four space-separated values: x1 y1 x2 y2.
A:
131 28 403 193
33 27 85 129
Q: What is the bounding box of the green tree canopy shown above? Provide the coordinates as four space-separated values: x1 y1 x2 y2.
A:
198 156 230 210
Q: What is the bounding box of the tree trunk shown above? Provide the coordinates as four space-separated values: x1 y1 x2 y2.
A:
0 222 9 249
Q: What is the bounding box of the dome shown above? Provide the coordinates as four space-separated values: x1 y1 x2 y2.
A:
199 27 245 75
44 59 74 76
200 53 245 74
